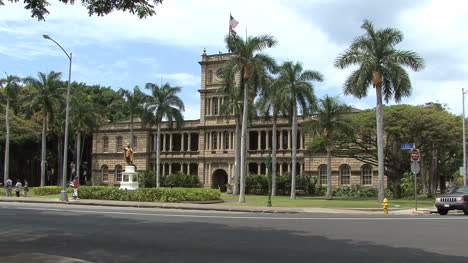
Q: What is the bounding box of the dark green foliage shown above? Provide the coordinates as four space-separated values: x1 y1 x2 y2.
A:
244 173 323 196
161 172 201 188
5 0 163 21
139 172 201 188
333 185 378 198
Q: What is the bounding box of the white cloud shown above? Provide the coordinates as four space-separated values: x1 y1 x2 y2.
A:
157 73 200 87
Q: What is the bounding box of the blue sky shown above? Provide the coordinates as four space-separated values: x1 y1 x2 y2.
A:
1 0 468 120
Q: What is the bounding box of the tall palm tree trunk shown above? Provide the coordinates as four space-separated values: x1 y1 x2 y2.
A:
40 113 47 186
375 84 385 202
233 120 241 195
272 120 277 196
76 132 81 181
57 136 63 186
239 82 249 203
291 103 298 199
156 124 161 187
326 146 333 200
4 98 10 184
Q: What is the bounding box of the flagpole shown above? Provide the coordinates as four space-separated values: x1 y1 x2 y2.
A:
228 13 231 53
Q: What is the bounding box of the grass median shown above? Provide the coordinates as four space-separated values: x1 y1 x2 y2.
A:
220 194 435 209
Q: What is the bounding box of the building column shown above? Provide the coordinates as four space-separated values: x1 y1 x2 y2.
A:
266 131 270 150
187 163 190 175
287 130 291 150
188 133 191 151
299 162 303 175
153 133 157 152
181 133 185 152
228 164 232 182
301 134 305 149
278 130 282 150
257 131 261 150
257 163 261 175
221 132 224 150
207 133 211 150
279 163 283 175
169 134 173 152
168 163 172 175
288 163 291 173
162 163 166 176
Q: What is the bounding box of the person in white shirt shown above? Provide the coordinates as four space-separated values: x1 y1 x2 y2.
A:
15 180 22 197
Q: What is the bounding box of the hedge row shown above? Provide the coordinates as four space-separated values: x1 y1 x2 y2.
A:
33 186 220 202
33 186 72 196
242 174 324 196
139 172 201 188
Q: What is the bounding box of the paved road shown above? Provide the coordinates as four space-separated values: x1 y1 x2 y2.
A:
0 202 466 263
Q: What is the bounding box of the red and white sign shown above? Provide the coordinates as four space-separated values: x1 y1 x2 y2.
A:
411 149 420 161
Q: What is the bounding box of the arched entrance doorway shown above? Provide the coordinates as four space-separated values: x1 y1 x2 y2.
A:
212 169 228 192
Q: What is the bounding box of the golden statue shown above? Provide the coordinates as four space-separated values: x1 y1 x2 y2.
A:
123 145 134 165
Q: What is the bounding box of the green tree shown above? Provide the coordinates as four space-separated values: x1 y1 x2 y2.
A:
224 33 277 203
118 86 148 149
144 82 184 187
24 71 64 186
0 73 21 184
334 19 425 202
256 75 289 196
305 95 352 200
276 61 322 199
2 0 163 21
70 88 103 182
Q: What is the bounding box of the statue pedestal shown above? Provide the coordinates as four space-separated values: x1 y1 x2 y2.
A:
119 165 139 190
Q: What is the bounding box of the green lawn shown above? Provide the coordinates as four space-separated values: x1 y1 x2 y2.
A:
220 194 435 209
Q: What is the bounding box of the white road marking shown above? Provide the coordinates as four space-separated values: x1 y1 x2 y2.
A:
4 206 467 221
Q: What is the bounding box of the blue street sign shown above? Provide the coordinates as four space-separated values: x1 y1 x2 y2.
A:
400 143 415 149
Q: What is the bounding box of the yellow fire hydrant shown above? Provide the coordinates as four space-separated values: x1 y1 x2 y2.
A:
382 198 389 214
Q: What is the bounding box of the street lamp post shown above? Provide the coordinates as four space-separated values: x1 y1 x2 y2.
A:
463 88 468 186
43 34 72 201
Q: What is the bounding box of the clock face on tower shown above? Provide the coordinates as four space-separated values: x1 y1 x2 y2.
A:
216 68 224 79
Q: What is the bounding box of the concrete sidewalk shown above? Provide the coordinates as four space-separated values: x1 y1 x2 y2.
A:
0 196 435 215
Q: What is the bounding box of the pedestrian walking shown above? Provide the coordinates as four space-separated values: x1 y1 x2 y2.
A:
5 178 13 197
72 176 80 200
15 179 22 197
23 180 29 197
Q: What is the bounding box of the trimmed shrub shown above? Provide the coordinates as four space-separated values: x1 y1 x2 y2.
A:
244 173 322 196
333 185 378 198
33 186 73 196
77 186 220 202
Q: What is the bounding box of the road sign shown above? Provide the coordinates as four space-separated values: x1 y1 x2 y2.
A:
411 161 420 174
411 148 420 161
400 143 415 149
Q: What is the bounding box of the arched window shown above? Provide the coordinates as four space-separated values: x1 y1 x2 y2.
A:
116 136 123 152
115 165 122 182
340 165 351 185
101 165 109 182
319 165 327 185
102 136 109 152
362 164 373 185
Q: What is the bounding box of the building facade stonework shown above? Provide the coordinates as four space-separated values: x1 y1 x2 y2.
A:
91 52 385 190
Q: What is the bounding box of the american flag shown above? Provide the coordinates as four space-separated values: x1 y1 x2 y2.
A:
230 15 239 36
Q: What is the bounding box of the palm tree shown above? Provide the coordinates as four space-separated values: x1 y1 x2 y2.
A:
224 34 277 203
334 19 425 202
144 82 184 187
276 61 323 199
218 76 242 195
70 88 103 183
118 86 148 149
305 95 352 200
0 73 21 185
24 71 64 186
256 75 289 196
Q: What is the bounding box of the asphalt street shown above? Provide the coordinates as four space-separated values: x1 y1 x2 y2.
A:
0 202 467 263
